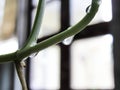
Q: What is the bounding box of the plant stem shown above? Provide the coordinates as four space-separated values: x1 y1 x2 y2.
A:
0 0 101 89
16 0 100 61
15 61 28 90
22 0 45 49
0 0 45 63
0 52 16 63
0 0 100 63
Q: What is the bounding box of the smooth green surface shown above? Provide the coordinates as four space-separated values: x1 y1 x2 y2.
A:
22 0 45 49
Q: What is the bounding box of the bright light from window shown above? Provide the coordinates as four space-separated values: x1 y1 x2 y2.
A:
70 0 112 25
30 45 60 90
0 36 18 55
70 34 114 89
101 0 112 22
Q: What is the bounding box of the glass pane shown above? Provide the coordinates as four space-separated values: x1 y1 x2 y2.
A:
0 36 18 90
30 45 60 90
70 34 114 89
70 0 112 25
32 0 61 38
0 36 18 55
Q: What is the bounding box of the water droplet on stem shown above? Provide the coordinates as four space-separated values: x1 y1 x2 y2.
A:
86 5 91 13
62 35 75 45
29 52 38 58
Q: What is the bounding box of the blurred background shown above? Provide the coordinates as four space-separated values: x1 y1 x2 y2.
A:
0 0 119 90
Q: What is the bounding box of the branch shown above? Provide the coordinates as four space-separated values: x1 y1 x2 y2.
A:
0 0 101 90
16 0 101 61
0 52 16 63
0 0 45 63
22 0 45 49
0 0 100 62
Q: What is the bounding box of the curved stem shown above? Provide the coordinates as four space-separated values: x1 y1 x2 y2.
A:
0 0 100 63
22 0 45 49
16 0 100 61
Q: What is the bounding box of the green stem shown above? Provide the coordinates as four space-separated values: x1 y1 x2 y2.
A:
16 0 100 61
0 0 45 63
15 61 28 90
0 0 100 63
0 0 100 90
0 52 16 63
22 0 45 49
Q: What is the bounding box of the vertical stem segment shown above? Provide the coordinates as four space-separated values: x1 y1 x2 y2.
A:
22 0 45 49
15 61 28 90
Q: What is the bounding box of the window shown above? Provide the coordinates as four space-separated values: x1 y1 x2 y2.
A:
0 0 115 90
29 0 114 90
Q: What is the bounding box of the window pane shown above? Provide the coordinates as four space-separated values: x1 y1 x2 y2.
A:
0 36 18 54
70 0 112 25
30 45 60 90
0 36 18 90
70 34 114 89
